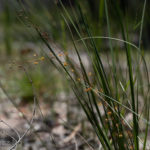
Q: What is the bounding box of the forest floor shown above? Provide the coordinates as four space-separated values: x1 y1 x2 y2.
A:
0 43 150 150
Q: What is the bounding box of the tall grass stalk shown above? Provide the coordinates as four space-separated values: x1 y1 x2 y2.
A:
19 0 150 149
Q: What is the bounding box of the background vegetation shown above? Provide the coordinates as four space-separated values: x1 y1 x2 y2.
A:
0 0 150 149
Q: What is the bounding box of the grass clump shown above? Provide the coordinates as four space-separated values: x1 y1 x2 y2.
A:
17 0 150 149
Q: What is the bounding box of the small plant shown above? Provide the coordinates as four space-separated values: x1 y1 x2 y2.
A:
18 0 149 149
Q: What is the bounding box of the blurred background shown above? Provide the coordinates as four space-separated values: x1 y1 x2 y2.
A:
0 0 149 99
0 0 150 53
0 0 150 149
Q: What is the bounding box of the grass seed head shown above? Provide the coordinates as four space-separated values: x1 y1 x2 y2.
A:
63 62 68 66
98 102 102 106
129 146 134 150
71 69 74 72
39 56 45 61
107 111 112 115
33 61 39 65
58 53 63 57
77 78 81 81
119 134 123 138
85 87 91 92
